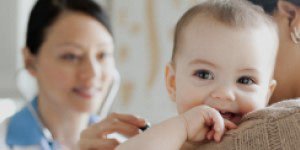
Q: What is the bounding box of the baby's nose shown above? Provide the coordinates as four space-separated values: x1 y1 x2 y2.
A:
210 86 235 101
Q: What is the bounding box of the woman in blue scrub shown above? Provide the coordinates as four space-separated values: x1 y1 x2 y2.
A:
0 0 147 149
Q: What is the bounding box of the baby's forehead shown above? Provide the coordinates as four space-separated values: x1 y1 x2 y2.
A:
173 5 278 68
176 20 278 72
180 15 277 52
182 15 271 36
180 17 276 48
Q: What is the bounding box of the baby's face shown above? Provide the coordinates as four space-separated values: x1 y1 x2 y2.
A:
167 18 276 124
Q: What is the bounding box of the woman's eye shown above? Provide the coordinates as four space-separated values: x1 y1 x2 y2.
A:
237 76 255 85
97 52 111 60
193 70 214 80
98 53 107 60
61 54 79 62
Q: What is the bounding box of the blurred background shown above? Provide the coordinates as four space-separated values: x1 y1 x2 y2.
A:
0 0 203 124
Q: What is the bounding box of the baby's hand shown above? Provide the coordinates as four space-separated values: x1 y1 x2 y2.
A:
180 105 237 143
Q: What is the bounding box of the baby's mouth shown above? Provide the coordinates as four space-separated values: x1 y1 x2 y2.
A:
219 111 243 124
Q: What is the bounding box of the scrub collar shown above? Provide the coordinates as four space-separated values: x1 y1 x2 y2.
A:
6 97 99 148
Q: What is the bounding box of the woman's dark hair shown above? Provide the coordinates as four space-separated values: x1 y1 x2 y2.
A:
248 0 300 14
26 0 112 55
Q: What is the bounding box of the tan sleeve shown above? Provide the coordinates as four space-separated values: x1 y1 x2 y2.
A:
191 99 300 150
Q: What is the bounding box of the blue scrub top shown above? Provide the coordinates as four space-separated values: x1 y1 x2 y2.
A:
5 97 100 149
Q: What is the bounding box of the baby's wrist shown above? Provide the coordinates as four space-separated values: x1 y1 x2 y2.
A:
178 114 189 141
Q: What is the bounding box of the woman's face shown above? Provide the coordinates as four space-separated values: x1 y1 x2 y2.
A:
27 11 115 113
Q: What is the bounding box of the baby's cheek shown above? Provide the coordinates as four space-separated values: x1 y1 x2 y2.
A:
239 98 266 114
177 99 203 114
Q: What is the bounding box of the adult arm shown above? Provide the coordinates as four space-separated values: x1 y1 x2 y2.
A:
79 112 147 150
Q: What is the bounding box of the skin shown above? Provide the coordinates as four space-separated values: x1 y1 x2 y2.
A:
166 16 277 148
80 113 146 150
269 1 300 104
117 16 277 150
24 11 145 149
168 16 277 125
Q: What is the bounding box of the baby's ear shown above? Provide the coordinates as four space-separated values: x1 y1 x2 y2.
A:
165 63 176 102
266 79 277 104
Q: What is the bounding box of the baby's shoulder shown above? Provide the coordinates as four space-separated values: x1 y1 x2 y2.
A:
242 98 300 122
196 99 300 150
270 98 300 108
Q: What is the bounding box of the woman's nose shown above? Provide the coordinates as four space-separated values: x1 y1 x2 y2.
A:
210 85 235 101
79 58 102 83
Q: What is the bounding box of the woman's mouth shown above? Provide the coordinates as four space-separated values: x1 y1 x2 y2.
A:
73 87 102 100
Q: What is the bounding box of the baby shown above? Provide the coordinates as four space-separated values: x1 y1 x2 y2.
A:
117 0 279 149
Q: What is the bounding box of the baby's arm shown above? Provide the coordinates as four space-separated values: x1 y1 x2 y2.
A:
116 105 237 150
116 114 187 150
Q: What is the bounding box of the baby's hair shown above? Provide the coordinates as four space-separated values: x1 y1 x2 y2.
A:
171 0 278 64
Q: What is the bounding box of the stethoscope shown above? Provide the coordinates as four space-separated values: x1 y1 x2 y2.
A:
16 68 121 147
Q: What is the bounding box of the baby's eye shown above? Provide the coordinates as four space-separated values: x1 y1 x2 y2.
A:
193 70 214 80
237 76 255 85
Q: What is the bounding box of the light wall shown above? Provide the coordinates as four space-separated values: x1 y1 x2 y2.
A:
0 0 36 121
0 0 36 98
0 0 19 98
107 0 204 123
0 0 204 124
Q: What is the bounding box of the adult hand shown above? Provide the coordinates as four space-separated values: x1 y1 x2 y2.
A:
79 112 147 150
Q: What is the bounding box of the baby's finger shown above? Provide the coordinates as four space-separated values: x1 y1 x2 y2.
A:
213 129 222 142
224 119 237 130
207 109 225 142
206 130 215 140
